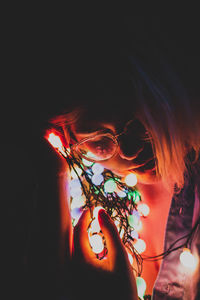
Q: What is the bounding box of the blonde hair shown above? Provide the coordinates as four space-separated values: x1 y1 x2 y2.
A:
50 46 200 190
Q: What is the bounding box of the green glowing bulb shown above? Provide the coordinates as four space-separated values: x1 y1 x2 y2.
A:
104 179 117 193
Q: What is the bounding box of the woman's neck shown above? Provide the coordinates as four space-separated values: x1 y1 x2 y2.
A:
136 180 174 295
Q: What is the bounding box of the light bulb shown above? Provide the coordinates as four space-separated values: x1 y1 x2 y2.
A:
124 173 137 187
47 132 66 156
92 163 104 174
90 220 101 233
70 195 85 209
127 252 133 265
69 179 81 190
117 189 127 198
136 277 146 299
71 207 82 225
89 206 103 234
91 174 104 185
134 239 146 254
137 203 150 217
89 234 104 254
180 248 197 270
71 166 83 179
82 157 93 167
104 179 117 193
47 132 63 149
128 211 140 228
131 230 139 240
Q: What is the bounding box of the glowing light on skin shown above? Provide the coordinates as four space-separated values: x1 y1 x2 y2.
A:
134 239 146 254
134 220 143 232
136 277 147 299
180 248 198 270
89 234 104 254
124 173 137 187
137 203 150 217
104 179 117 193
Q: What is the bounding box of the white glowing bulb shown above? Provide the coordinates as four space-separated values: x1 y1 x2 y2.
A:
134 239 146 254
93 206 104 219
82 157 93 167
90 220 101 233
128 252 133 265
180 248 197 270
117 190 127 198
71 166 83 179
124 173 137 187
89 234 104 254
131 230 139 240
137 203 150 217
134 220 143 231
92 163 104 174
89 206 103 234
91 174 104 185
69 179 81 190
128 211 140 228
70 195 85 209
69 179 82 197
136 277 146 299
48 133 63 149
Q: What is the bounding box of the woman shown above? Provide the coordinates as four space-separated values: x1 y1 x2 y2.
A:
45 33 200 299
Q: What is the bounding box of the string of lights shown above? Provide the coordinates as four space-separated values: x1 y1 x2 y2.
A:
47 131 199 299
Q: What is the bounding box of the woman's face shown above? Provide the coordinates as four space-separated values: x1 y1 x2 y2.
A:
72 107 159 184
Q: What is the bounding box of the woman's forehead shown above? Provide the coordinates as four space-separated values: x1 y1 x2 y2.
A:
72 104 136 133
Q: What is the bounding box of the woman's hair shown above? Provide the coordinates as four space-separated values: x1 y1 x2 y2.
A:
50 28 200 189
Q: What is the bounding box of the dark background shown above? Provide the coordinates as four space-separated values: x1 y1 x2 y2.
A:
2 8 200 299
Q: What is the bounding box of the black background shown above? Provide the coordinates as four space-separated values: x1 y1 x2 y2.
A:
2 7 200 299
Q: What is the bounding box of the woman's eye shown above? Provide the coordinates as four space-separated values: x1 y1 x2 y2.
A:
78 134 117 160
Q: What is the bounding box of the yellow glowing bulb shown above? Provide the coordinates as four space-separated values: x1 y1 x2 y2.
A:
134 239 146 254
180 248 198 270
124 173 137 187
89 234 104 254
